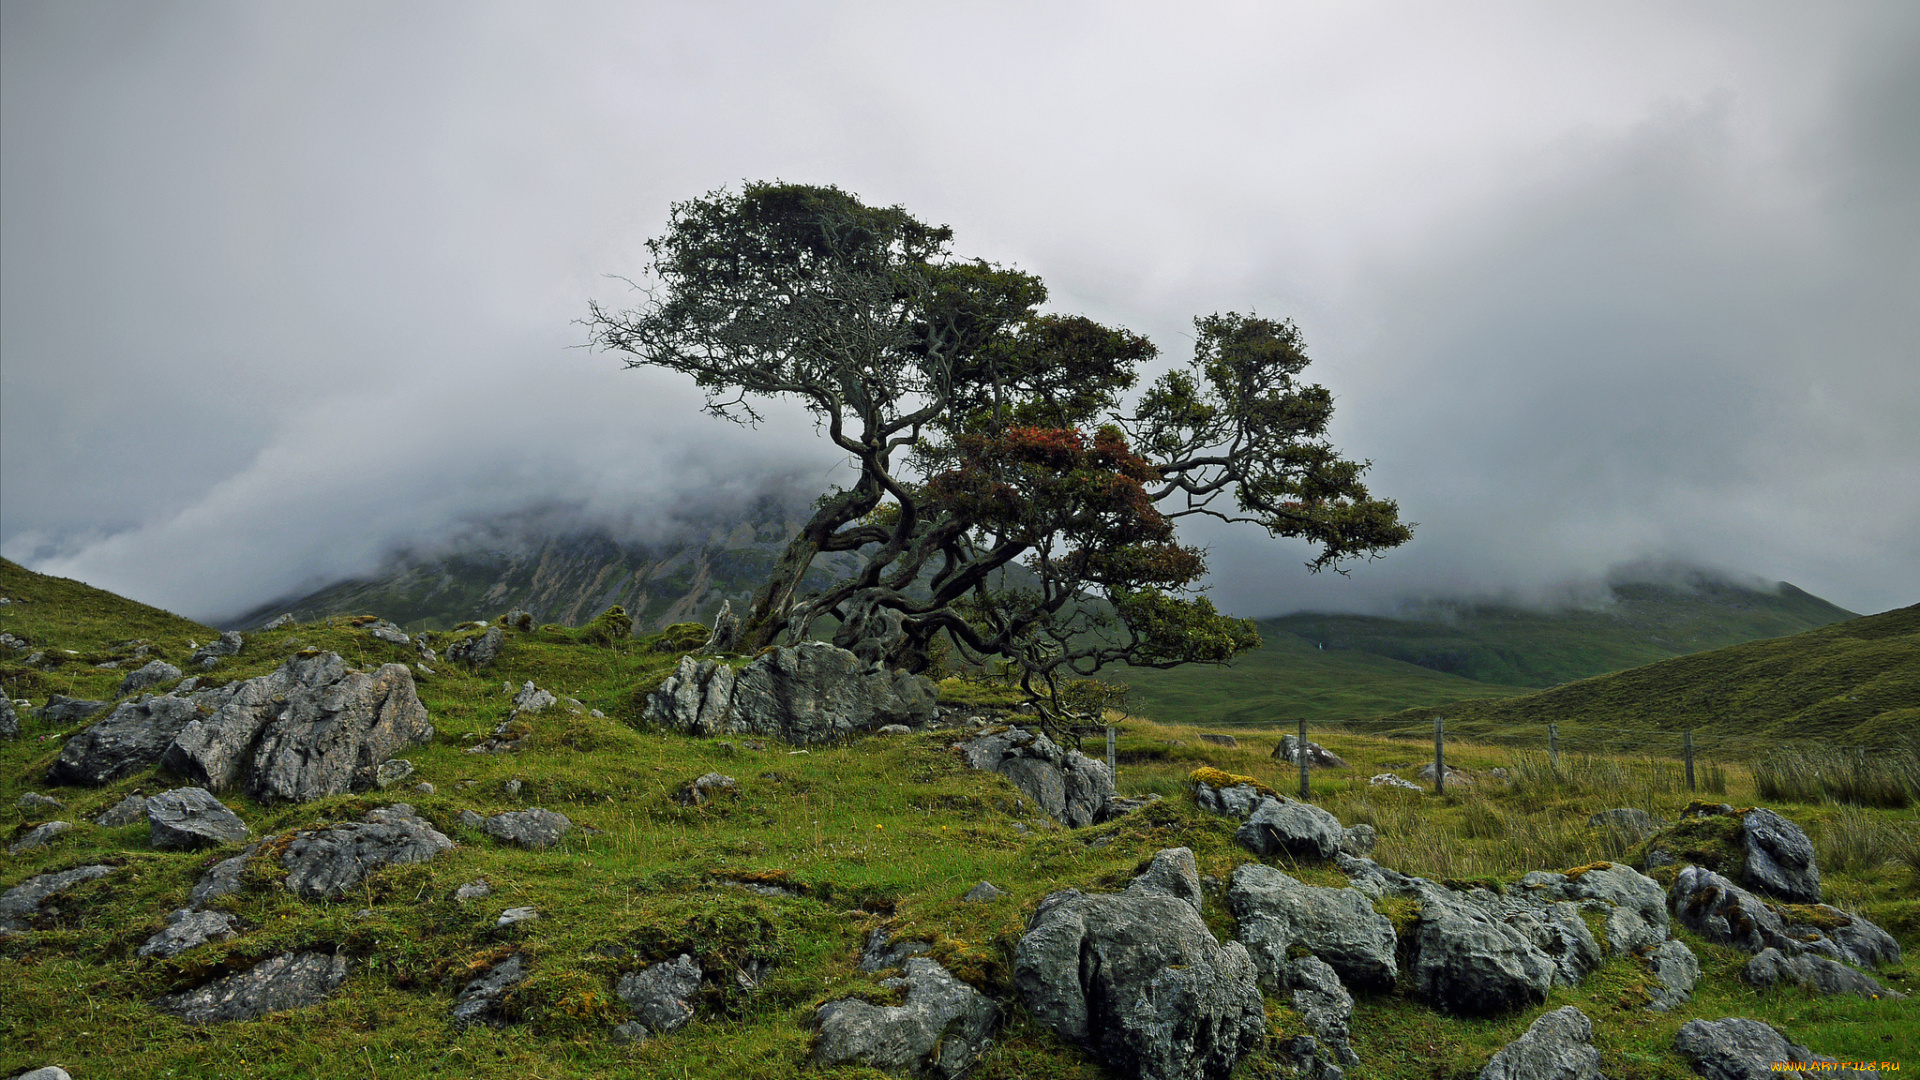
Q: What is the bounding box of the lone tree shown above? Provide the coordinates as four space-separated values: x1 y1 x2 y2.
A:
588 182 1410 734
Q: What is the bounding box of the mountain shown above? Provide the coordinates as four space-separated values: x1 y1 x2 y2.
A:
223 497 862 633
1361 602 1920 752
1119 571 1861 728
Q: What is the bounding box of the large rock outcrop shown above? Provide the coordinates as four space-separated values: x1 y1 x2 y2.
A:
1673 1017 1850 1079
1669 865 1899 974
1015 848 1265 1080
49 652 434 803
1739 808 1821 904
813 957 999 1079
1479 1006 1602 1080
959 725 1113 828
644 642 937 744
1227 863 1397 992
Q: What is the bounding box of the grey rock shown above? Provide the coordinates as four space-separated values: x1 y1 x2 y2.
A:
512 682 555 713
616 953 702 1035
47 694 200 785
16 792 65 812
445 627 504 667
264 613 296 630
1197 733 1239 748
963 880 1007 903
1339 823 1377 856
147 787 251 850
414 781 435 795
1745 947 1903 999
1741 808 1821 903
497 906 539 928
364 621 410 646
1674 1017 1841 1079
8 820 73 854
0 695 17 737
1273 735 1349 769
151 950 348 1024
480 808 571 850
1333 852 1426 900
1409 888 1557 1015
13 1068 74 1080
238 654 435 803
1516 863 1670 957
137 908 238 958
450 954 527 1029
960 725 1113 828
454 879 491 902
861 928 933 972
1778 905 1902 969
1416 761 1473 785
119 659 184 696
459 809 485 829
1644 938 1701 1011
279 804 454 900
1289 956 1358 1066
0 864 117 932
1669 866 1788 954
610 1020 648 1044
1228 863 1398 992
814 957 999 1080
1368 773 1422 792
1588 807 1662 840
699 600 741 654
876 724 912 736
1192 780 1267 820
1271 1036 1347 1080
374 759 415 789
504 778 522 798
1479 1005 1601 1080
647 643 939 745
1015 847 1265 1080
1234 796 1345 860
38 694 110 725
190 846 260 906
190 631 245 670
1128 848 1204 912
671 773 737 806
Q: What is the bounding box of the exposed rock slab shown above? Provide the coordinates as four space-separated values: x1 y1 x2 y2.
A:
1289 956 1358 1066
189 631 244 670
1234 796 1345 860
38 695 110 725
616 954 702 1036
147 787 251 850
1740 808 1821 903
478 808 571 850
151 951 348 1024
444 627 504 667
1644 938 1702 1011
0 864 117 932
1674 1017 1850 1079
95 794 151 826
279 804 454 900
1479 1006 1601 1080
1015 847 1265 1080
138 908 239 958
814 956 999 1079
120 660 183 697
450 954 527 1029
48 695 201 785
960 725 1113 828
1745 947 1902 999
1227 863 1397 992
645 643 938 744
9 820 73 854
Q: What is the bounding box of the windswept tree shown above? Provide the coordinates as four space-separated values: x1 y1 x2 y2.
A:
588 182 1410 734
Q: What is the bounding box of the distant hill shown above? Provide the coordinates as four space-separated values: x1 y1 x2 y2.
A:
1359 602 1920 753
223 497 863 634
1119 572 1861 728
0 557 215 652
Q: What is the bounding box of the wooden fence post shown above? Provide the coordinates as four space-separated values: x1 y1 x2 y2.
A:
1107 725 1117 777
1684 731 1696 792
1548 722 1560 771
1434 717 1446 795
1299 718 1311 800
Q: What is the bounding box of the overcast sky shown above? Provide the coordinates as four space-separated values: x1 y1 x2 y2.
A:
3 1 1916 623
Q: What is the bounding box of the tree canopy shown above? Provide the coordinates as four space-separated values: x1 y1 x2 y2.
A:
588 181 1411 734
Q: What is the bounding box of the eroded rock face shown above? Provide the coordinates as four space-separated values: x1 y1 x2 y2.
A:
1015 847 1265 1080
645 643 938 745
147 787 251 850
1670 866 1789 953
0 865 117 932
1674 1017 1841 1079
151 951 348 1024
1227 863 1397 993
1234 797 1345 861
616 954 702 1036
1740 808 1821 904
814 957 999 1080
1745 948 1902 1000
1478 1006 1601 1080
450 954 527 1030
48 695 202 786
279 804 454 901
1408 889 1559 1015
960 726 1113 828
1288 956 1358 1067
95 794 151 826
1515 863 1669 957
1644 938 1702 1011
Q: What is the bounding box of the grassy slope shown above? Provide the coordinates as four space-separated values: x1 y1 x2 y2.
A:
1362 604 1920 754
2 563 1914 1079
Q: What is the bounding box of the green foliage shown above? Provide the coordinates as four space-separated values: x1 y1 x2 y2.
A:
577 605 634 646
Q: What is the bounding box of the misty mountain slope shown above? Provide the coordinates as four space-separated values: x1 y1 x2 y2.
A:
1365 602 1920 752
1120 572 1858 729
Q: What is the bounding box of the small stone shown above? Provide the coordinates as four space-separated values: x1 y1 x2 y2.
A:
963 880 1007 902
454 879 492 902
13 1067 73 1080
450 953 527 1029
95 794 151 827
8 820 74 854
512 682 556 714
504 778 522 798
876 724 911 736
459 810 484 828
610 1020 649 1044
414 782 436 795
497 906 539 928
264 613 295 629
616 954 702 1035
16 792 65 812
137 908 238 958
481 808 571 850
374 759 415 789
119 659 183 696
147 787 252 850
1198 732 1240 747
672 772 738 806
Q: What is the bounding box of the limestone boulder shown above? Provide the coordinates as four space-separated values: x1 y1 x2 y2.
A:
151 951 348 1024
189 631 244 670
1272 735 1349 769
1478 1006 1602 1080
1740 808 1821 903
47 695 201 786
0 865 117 932
814 957 999 1079
478 808 571 850
1227 863 1397 992
1644 938 1702 1011
960 725 1113 828
279 804 454 900
1745 948 1902 1000
119 659 183 697
8 821 73 854
450 954 528 1030
1674 1017 1845 1079
1670 866 1787 954
1408 887 1558 1015
0 695 18 738
646 642 937 744
1516 862 1669 957
445 627 504 667
137 909 239 958
1288 956 1358 1066
95 794 151 826
38 694 110 725
1233 796 1345 861
616 954 702 1037
147 786 251 850
1015 847 1265 1080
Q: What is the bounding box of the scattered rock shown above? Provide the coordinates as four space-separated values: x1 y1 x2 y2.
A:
876 724 912 736
38 694 111 725
454 879 491 902
1015 847 1265 1080
814 957 999 1079
646 642 939 745
504 779 522 798
1745 947 1902 999
1588 807 1663 841
1234 796 1346 860
672 773 737 806
0 864 117 932
414 782 435 795
499 609 534 631
8 820 74 854
137 908 239 958
1740 808 1821 904
1289 955 1359 1066
264 614 295 630
1515 862 1670 957
0 696 17 738
861 928 933 972
1273 735 1349 769
1407 886 1560 1015
1674 1017 1845 1079
480 808 571 850
445 627 504 667
1479 1005 1601 1080
1228 864 1398 992
147 787 251 850
1339 823 1377 856
963 881 1007 903
190 846 260 906
1663 865 1890 964
374 759 415 789
1192 780 1268 820
190 632 245 670
1197 733 1239 748
1269 1035 1347 1080
450 954 527 1029
151 951 349 1024
1416 762 1473 786
1643 938 1702 1011
279 804 454 900
497 906 539 928
959 725 1113 828
16 792 65 813
116 660 182 697
1368 773 1422 792
47 695 200 785
12 1068 73 1080
512 682 556 714
1778 904 1902 969
616 954 702 1036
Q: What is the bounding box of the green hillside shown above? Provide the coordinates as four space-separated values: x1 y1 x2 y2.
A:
1359 603 1920 753
2 561 1914 1079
